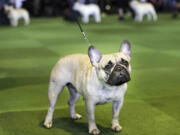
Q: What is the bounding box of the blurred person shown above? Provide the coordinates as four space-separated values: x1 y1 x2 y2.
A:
149 0 163 11
78 0 97 4
117 0 131 20
86 0 98 4
98 0 112 13
12 0 25 8
63 0 78 21
140 0 147 2
170 0 178 18
0 0 11 25
80 0 86 3
163 0 178 18
32 0 41 16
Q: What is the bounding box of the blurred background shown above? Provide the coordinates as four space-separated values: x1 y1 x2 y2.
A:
0 0 180 24
0 0 180 135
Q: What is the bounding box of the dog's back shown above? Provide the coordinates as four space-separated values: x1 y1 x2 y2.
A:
14 8 29 19
73 3 100 15
86 4 100 15
50 54 91 86
130 0 155 11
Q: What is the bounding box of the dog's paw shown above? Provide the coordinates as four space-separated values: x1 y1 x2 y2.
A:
89 128 101 135
44 122 52 129
71 113 82 120
111 125 122 132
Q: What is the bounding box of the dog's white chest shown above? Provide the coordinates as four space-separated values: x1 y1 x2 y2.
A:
94 84 127 105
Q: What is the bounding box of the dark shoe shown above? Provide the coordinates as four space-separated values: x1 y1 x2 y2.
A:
172 11 178 19
172 13 177 19
118 16 125 21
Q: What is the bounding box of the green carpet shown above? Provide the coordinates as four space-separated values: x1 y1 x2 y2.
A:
0 14 180 135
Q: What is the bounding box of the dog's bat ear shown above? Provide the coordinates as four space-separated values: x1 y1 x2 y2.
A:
88 46 102 67
120 40 131 59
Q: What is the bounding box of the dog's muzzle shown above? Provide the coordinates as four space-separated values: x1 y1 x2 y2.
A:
107 65 131 86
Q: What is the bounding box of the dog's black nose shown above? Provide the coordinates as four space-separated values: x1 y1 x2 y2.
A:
118 74 124 78
114 65 124 72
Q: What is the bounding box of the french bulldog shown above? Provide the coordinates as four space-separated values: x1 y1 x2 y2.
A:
4 5 30 27
44 40 132 135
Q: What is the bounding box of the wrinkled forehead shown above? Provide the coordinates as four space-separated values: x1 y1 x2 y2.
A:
99 52 130 66
113 52 130 62
100 55 116 66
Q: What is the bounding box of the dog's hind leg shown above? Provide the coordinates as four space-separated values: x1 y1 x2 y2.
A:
94 10 101 23
135 14 142 22
44 80 65 128
67 83 82 120
82 15 89 23
147 13 152 21
24 16 30 25
151 10 157 21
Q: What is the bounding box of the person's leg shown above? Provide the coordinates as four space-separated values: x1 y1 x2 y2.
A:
118 8 125 20
82 14 89 23
117 0 126 20
0 8 4 25
64 0 78 21
0 8 10 25
171 0 178 18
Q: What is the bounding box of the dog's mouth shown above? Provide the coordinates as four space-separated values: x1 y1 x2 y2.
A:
106 66 131 86
107 74 130 86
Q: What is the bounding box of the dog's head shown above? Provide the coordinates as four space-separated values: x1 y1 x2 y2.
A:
129 0 139 8
73 2 82 11
4 5 13 13
88 40 131 86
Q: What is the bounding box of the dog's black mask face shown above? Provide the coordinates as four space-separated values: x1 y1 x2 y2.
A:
106 64 131 86
88 40 132 86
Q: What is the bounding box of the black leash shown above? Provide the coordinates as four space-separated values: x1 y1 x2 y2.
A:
76 20 91 47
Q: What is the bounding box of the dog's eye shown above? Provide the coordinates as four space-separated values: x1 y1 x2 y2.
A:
120 59 129 67
104 61 113 70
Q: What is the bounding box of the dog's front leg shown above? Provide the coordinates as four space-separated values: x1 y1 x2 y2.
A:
82 15 89 23
86 100 100 135
111 99 124 132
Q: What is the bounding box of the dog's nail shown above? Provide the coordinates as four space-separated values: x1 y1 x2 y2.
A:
89 129 100 135
112 125 122 132
72 113 82 120
44 123 52 129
